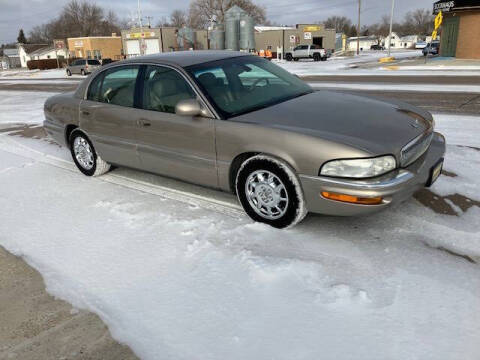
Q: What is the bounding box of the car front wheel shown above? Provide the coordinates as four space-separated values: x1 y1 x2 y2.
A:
236 155 307 229
66 69 72 76
69 130 111 177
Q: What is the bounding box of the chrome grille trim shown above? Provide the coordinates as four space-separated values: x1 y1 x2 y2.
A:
400 131 433 167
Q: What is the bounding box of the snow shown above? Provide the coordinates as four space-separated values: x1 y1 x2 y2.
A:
0 90 54 125
0 88 480 360
0 68 83 79
1 131 480 360
309 82 480 93
434 113 480 148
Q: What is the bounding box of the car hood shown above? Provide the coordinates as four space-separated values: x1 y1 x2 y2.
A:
232 90 433 157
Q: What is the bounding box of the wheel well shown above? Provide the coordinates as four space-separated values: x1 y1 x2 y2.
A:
229 152 258 193
64 124 78 146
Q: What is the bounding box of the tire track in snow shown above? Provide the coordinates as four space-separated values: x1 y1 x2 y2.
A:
0 134 243 218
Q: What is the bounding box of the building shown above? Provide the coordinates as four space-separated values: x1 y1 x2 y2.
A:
1 48 21 68
254 24 336 59
347 36 379 51
17 44 49 67
121 27 208 58
382 32 421 49
67 36 123 60
433 0 480 58
27 46 68 61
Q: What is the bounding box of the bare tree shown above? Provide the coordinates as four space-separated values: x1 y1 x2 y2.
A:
169 9 188 28
402 9 434 35
27 0 121 43
323 16 352 34
188 0 266 29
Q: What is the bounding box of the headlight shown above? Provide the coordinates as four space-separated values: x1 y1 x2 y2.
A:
320 155 396 178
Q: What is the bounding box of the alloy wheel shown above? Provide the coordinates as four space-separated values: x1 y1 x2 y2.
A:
245 170 289 220
73 136 94 170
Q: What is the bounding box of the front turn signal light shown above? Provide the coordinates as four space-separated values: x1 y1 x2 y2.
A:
321 191 383 205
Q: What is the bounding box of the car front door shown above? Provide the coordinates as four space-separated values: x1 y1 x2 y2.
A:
134 64 217 187
79 65 141 169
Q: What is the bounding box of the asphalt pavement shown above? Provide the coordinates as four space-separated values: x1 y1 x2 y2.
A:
1 74 479 114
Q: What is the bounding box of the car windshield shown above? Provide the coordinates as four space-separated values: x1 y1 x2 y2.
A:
186 56 313 118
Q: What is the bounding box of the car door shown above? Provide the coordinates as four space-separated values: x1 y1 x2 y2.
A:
134 64 217 187
70 60 79 74
79 65 141 169
298 45 309 57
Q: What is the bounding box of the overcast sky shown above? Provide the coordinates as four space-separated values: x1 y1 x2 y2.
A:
0 0 435 44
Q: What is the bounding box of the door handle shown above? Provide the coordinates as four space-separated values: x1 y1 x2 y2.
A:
81 110 90 116
137 119 151 127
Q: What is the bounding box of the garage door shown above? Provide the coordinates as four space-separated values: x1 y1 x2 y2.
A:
145 39 161 55
126 40 140 57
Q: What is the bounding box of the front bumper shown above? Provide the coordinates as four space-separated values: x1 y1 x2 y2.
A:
299 132 446 216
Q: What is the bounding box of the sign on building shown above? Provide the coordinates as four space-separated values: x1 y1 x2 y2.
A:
126 32 155 39
304 32 312 40
289 35 296 43
303 25 322 32
434 1 455 13
54 40 65 50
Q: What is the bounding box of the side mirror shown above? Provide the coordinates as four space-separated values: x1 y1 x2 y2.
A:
175 99 203 117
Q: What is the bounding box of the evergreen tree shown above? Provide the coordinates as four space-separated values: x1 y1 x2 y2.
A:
17 29 27 44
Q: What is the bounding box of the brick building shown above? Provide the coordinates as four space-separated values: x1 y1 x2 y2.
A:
67 36 123 60
433 0 480 59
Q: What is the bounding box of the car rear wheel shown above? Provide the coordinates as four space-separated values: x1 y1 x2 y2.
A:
235 155 307 229
66 69 72 76
81 69 86 76
70 130 111 177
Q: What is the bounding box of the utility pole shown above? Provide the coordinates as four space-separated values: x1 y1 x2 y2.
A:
137 0 144 55
356 0 361 55
145 16 153 29
387 0 395 57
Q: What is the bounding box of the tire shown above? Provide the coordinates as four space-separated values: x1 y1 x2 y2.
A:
285 53 293 61
313 53 320 62
81 69 86 76
235 155 307 229
293 57 299 62
66 69 72 76
69 130 111 177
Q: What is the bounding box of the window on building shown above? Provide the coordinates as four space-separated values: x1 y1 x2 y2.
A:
86 50 92 59
94 50 102 59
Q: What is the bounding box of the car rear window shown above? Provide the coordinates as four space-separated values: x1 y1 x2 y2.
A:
88 60 101 65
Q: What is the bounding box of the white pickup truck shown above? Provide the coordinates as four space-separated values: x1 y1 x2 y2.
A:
285 44 327 62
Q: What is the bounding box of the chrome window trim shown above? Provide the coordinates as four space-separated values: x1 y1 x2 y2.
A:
82 61 219 119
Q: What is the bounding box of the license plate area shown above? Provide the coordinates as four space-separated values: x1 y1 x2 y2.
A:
426 158 444 187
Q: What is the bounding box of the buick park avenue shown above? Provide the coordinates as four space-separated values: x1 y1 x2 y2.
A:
44 51 445 228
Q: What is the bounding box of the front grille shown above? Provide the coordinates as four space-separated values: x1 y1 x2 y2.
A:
400 131 433 167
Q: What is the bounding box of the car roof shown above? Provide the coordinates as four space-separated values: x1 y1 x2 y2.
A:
117 50 252 68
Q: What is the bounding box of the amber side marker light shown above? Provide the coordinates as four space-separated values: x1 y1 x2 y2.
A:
321 191 383 205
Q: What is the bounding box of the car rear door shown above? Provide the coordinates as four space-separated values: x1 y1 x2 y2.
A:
134 64 217 187
78 65 141 168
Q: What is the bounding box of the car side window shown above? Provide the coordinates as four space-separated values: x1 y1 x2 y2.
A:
87 72 104 102
100 66 139 107
142 65 196 114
